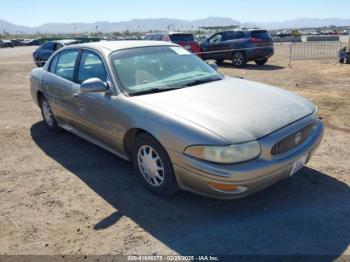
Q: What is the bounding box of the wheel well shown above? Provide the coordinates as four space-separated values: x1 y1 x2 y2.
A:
232 50 246 57
123 128 150 159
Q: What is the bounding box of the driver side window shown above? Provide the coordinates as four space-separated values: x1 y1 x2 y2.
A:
209 33 223 43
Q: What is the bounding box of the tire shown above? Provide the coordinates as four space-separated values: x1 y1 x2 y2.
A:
39 95 61 132
132 133 178 196
38 60 45 67
232 51 247 68
255 58 268 66
339 58 345 64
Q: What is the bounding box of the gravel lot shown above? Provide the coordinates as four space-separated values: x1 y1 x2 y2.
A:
0 45 349 257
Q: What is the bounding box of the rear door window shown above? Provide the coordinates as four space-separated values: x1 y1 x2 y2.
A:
55 50 79 81
222 32 236 41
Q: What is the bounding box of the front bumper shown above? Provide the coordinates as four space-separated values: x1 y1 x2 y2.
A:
170 117 324 199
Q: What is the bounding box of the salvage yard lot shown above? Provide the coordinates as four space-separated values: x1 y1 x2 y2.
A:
0 45 349 256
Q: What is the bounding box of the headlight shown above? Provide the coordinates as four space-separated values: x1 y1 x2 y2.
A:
184 141 261 164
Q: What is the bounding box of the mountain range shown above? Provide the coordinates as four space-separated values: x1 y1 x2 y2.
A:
1 17 350 34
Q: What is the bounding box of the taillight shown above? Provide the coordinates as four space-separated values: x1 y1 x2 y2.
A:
250 37 263 43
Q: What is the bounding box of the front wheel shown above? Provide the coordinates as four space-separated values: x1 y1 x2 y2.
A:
132 133 178 196
40 95 61 132
255 58 268 66
232 51 247 68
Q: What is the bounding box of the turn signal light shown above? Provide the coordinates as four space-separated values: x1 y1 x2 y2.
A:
208 182 239 191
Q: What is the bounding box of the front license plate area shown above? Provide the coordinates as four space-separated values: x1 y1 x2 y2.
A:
290 154 308 176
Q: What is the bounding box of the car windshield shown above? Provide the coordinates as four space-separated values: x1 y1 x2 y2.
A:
110 46 222 95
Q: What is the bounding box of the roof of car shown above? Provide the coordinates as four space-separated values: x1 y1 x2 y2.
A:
146 32 193 35
54 39 81 45
73 40 175 52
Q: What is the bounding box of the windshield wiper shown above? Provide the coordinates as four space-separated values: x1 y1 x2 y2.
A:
181 77 222 87
128 86 184 96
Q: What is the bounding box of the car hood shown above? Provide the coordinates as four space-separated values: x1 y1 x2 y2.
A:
131 77 315 143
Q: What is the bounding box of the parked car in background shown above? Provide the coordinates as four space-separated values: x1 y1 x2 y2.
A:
21 39 40 46
11 39 24 46
200 29 274 67
30 41 323 199
33 39 81 67
0 40 14 48
144 32 201 54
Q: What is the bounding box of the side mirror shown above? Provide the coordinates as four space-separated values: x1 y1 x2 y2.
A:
80 78 108 93
207 62 218 71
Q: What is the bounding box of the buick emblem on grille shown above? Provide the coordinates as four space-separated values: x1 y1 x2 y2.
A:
294 132 302 145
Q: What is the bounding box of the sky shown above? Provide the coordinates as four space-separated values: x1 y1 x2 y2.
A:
1 0 349 26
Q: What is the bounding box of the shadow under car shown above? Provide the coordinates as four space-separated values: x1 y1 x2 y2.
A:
30 121 350 257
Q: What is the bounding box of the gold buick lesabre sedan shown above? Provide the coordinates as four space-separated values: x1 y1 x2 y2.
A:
30 41 324 199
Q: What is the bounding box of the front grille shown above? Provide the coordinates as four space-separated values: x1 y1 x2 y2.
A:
271 125 315 156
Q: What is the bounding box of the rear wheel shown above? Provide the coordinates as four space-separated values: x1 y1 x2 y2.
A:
232 51 247 68
255 58 268 66
132 133 178 196
40 95 61 132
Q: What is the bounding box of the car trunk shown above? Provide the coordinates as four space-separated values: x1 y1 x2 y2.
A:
169 34 201 54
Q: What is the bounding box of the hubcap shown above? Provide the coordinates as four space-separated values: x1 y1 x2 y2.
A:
233 54 243 65
42 100 54 127
137 145 165 187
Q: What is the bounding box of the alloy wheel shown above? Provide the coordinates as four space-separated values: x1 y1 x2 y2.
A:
233 53 243 66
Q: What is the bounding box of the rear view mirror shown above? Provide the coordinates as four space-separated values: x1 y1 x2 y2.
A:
80 78 108 93
207 62 218 71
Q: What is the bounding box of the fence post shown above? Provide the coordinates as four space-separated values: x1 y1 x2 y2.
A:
288 42 293 68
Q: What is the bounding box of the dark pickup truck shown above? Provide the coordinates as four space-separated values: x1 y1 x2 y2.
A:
200 30 274 67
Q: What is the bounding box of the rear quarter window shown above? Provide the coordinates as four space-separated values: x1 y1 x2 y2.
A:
49 55 59 73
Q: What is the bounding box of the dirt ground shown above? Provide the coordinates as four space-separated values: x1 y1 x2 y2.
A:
0 45 349 257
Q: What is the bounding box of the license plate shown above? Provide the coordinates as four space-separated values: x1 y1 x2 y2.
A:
290 154 308 176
